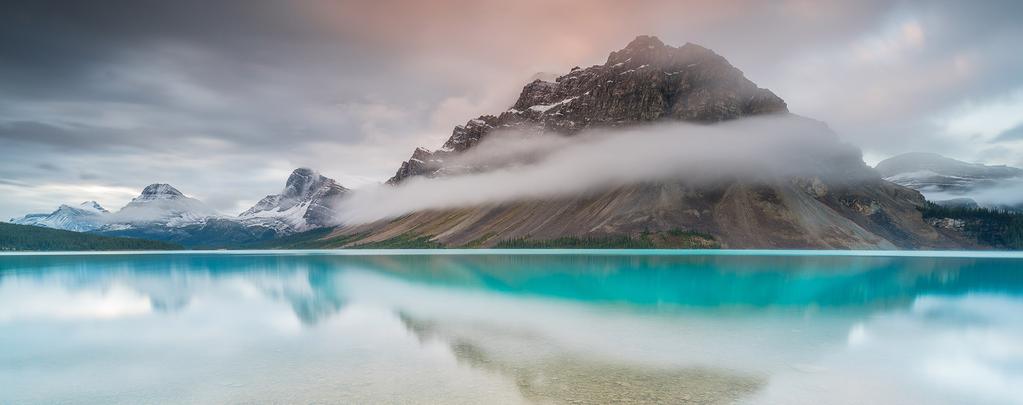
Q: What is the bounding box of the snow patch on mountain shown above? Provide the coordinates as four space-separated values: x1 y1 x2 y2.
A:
528 96 578 113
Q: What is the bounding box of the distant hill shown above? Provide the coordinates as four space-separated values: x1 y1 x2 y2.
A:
0 222 182 251
876 152 1023 211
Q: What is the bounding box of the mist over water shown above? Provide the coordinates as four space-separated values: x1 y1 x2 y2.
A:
334 115 874 224
924 177 1023 210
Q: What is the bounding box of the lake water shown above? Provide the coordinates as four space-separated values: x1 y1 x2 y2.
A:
1 250 1021 404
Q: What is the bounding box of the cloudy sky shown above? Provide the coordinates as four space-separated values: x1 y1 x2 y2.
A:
2 0 1022 219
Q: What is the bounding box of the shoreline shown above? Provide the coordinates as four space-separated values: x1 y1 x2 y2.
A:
3 248 1022 259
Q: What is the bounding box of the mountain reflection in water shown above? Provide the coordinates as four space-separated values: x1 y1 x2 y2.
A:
1 251 1021 404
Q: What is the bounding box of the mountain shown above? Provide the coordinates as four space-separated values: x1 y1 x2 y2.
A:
7 170 350 249
91 183 268 248
94 175 346 248
10 201 109 232
107 183 220 227
239 168 349 233
876 152 1023 211
387 35 787 184
9 184 220 234
0 222 181 251
293 36 981 250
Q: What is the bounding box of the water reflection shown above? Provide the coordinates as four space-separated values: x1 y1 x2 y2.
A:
0 252 1021 404
398 311 763 404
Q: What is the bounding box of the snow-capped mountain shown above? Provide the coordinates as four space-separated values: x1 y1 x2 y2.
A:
10 201 110 232
876 153 1023 211
108 183 220 227
240 168 349 232
10 185 218 233
8 170 350 248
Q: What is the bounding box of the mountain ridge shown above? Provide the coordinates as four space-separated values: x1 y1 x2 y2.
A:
8 168 350 248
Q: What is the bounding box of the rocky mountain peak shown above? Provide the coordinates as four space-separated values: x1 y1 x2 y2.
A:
138 183 185 199
388 35 788 184
116 183 218 226
604 36 720 67
53 201 106 213
280 168 348 200
76 201 108 213
626 34 665 49
48 201 108 217
606 35 669 64
283 168 325 199
240 168 349 231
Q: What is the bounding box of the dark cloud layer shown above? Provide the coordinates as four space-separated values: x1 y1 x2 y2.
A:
2 0 1022 218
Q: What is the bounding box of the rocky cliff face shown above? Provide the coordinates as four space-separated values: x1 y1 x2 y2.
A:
388 36 787 184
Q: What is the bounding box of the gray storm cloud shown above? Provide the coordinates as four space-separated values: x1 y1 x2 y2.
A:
333 115 872 224
2 1 1023 219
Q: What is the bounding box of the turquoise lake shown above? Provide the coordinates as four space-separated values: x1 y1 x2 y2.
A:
1 250 1021 404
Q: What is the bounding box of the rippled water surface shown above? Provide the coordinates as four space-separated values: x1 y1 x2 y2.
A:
1 250 1021 404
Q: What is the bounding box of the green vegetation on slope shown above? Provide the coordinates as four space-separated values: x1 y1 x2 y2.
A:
99 218 279 249
920 203 1023 249
240 227 341 249
495 235 655 249
0 222 182 251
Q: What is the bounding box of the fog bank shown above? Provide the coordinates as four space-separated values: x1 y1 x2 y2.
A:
334 116 873 224
924 178 1023 210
